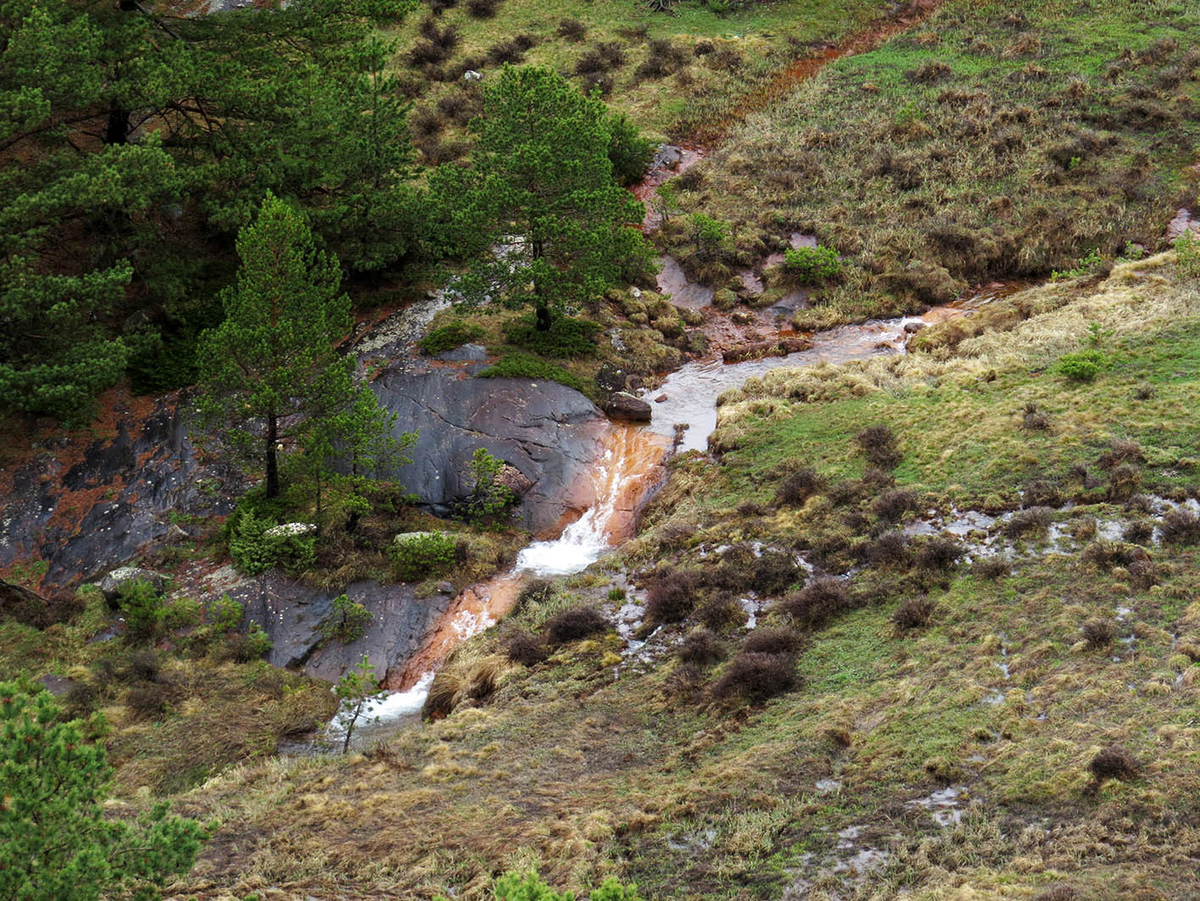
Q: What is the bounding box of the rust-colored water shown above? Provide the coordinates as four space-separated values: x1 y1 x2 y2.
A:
384 425 669 692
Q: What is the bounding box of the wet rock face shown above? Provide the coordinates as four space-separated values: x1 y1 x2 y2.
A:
228 571 454 682
373 369 608 533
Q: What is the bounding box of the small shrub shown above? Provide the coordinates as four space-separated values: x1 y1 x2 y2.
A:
546 606 609 644
778 579 849 629
122 648 160 683
1021 403 1051 431
774 466 824 506
1123 520 1154 545
1106 464 1141 501
697 597 747 631
892 596 936 631
419 321 483 355
742 627 802 657
320 595 373 644
1024 479 1062 507
1005 506 1053 537
125 680 175 720
557 18 586 41
1161 507 1200 545
865 531 910 567
207 594 244 633
1088 745 1139 782
607 111 654 187
216 622 273 663
1097 438 1144 470
746 550 803 596
645 568 702 624
162 596 202 631
409 40 448 67
478 354 586 392
391 532 458 581
678 628 725 666
971 556 1010 580
458 447 518 526
1081 540 1145 571
690 213 731 262
917 536 964 571
607 587 626 601
1176 230 1200 279
502 315 601 358
1055 349 1108 382
1081 618 1115 649
517 579 556 609
487 39 526 65
229 512 315 576
465 0 500 17
909 59 952 83
855 424 901 470
713 652 797 702
504 629 548 666
783 246 843 284
117 579 165 644
873 488 918 522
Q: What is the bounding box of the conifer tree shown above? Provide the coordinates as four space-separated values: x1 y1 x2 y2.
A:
442 66 652 331
0 680 208 901
196 193 401 499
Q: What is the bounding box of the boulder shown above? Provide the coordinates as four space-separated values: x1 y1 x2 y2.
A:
722 337 813 364
496 464 534 497
604 392 653 422
436 581 455 595
903 320 928 334
264 522 317 539
99 566 166 604
595 361 628 394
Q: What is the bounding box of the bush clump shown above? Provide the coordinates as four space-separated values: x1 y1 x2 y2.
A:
713 651 797 702
1081 618 1116 649
855 424 902 470
319 594 373 644
1005 506 1053 537
678 628 725 666
607 111 654 187
391 532 458 581
117 580 166 644
545 606 609 645
917 536 965 571
1055 349 1108 382
971 556 1010 580
419 321 484 355
784 245 843 284
873 488 918 522
504 629 548 666
892 596 936 631
742 627 803 656
778 579 850 630
774 466 825 506
1161 507 1200 545
645 568 702 625
864 531 910 567
1088 745 1140 782
502 315 602 358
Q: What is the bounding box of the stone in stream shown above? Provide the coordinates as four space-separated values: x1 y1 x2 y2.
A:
595 361 629 394
604 392 653 422
722 337 813 363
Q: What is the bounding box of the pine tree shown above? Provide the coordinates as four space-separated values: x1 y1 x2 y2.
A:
443 66 653 331
331 653 386 753
196 193 402 499
0 680 208 901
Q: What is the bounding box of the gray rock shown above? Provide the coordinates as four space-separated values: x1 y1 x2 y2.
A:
373 367 607 533
264 522 316 539
436 343 488 363
436 581 455 594
595 361 628 394
99 566 166 603
904 321 928 334
652 144 684 170
604 392 653 422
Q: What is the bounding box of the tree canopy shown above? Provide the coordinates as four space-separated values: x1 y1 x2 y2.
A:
439 66 652 330
196 193 407 500
0 679 208 901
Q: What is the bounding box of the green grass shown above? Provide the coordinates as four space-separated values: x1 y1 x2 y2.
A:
659 0 1200 324
387 0 893 140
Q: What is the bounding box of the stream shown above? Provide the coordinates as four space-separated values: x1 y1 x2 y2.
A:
333 280 1002 745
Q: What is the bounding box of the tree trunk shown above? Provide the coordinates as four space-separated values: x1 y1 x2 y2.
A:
105 99 130 146
535 300 552 332
265 410 280 499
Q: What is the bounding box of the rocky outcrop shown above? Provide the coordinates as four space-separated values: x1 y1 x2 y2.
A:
373 368 608 533
224 571 454 683
0 396 240 588
604 392 653 422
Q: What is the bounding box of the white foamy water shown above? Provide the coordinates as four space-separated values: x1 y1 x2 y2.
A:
515 506 611 576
